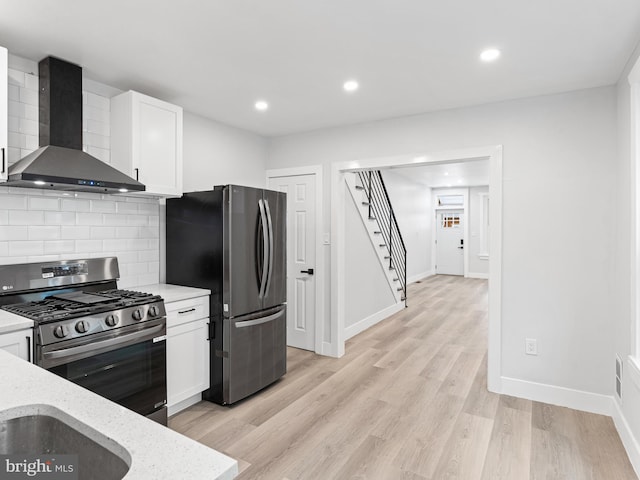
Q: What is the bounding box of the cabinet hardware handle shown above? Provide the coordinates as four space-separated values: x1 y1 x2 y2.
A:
134 168 139 181
1 147 5 174
178 308 196 315
26 336 31 363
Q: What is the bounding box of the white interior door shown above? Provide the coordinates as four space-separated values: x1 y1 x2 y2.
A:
268 174 316 351
436 210 464 276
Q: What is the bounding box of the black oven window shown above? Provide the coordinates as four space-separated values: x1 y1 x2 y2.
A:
49 339 166 416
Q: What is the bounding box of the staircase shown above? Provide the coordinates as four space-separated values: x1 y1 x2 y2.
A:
346 170 407 306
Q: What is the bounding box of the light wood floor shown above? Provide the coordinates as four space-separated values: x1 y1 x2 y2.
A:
169 275 637 480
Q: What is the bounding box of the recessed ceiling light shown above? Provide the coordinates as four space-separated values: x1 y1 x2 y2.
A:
343 80 359 92
480 48 501 62
255 100 269 111
444 172 449 176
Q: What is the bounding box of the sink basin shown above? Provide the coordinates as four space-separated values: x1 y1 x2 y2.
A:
0 405 130 480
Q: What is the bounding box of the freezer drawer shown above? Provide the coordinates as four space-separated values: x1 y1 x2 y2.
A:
223 305 286 404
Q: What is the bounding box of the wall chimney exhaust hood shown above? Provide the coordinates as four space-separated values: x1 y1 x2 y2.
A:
6 57 145 193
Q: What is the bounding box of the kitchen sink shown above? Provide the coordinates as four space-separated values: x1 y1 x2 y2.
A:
0 405 130 480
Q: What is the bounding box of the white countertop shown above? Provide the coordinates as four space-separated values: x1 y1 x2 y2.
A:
136 283 211 303
0 310 33 334
0 349 237 479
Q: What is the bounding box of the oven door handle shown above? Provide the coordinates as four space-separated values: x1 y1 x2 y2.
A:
42 323 166 366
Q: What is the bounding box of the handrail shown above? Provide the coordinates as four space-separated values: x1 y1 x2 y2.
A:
357 170 407 307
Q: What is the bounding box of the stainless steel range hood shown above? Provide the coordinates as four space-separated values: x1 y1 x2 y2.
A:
6 57 145 193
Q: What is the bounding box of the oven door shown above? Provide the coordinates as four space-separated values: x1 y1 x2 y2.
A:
38 318 167 422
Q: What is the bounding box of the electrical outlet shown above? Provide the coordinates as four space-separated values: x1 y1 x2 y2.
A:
525 338 537 355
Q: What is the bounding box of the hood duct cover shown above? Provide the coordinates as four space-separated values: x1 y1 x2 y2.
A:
6 57 145 193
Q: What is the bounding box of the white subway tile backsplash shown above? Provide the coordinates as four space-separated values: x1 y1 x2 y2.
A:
19 88 38 106
86 119 110 137
90 226 115 239
45 212 76 225
8 132 21 149
85 105 109 123
115 226 138 239
128 239 148 251
114 251 138 264
137 273 159 287
127 214 148 227
28 226 61 240
8 68 25 87
102 214 120 226
138 226 159 239
9 210 44 225
137 203 159 215
19 118 38 135
7 147 21 164
61 226 91 239
0 212 8 225
75 239 103 253
117 202 138 214
8 84 20 102
86 92 110 111
24 134 38 151
24 104 38 121
90 200 116 213
8 100 24 118
148 262 159 273
44 240 76 255
24 73 38 91
84 132 110 150
103 239 129 252
61 198 91 212
29 196 60 211
8 116 19 133
137 250 157 262
76 212 103 226
27 255 61 263
0 243 8 257
9 241 44 256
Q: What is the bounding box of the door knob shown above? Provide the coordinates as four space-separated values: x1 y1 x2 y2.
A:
301 268 314 275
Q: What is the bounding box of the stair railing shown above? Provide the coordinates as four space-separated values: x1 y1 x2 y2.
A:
356 170 407 306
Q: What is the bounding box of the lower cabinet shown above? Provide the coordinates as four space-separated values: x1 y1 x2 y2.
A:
166 296 210 415
0 329 33 361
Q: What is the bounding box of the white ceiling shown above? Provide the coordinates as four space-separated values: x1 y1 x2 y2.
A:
1 1 640 137
387 159 490 188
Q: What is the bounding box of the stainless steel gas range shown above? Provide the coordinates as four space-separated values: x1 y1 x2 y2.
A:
0 257 168 425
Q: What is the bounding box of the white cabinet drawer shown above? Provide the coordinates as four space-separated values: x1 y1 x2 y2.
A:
166 296 209 328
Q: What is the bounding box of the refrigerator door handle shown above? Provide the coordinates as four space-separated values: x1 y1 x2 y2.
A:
264 198 274 297
234 308 284 328
258 198 269 298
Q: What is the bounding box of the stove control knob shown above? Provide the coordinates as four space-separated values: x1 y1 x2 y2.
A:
105 314 119 327
75 320 89 334
148 306 159 317
53 325 69 339
132 309 144 321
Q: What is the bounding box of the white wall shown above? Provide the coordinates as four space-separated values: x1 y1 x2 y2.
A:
344 182 396 328
267 85 617 398
182 112 268 192
613 38 640 471
382 170 432 282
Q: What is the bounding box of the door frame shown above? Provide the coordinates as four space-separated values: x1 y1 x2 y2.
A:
266 165 324 355
432 188 470 277
331 145 503 392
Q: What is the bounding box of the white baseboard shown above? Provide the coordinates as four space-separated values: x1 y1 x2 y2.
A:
467 272 489 279
320 341 341 358
344 302 404 341
500 376 613 416
612 399 640 478
408 271 434 284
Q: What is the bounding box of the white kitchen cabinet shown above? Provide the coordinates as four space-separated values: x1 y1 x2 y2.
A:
0 328 33 361
166 295 210 415
110 90 183 197
0 45 8 183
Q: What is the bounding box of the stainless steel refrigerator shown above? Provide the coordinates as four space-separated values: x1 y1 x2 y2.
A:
166 185 286 405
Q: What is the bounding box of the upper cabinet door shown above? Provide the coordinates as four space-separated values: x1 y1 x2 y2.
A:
110 90 183 197
0 46 7 183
